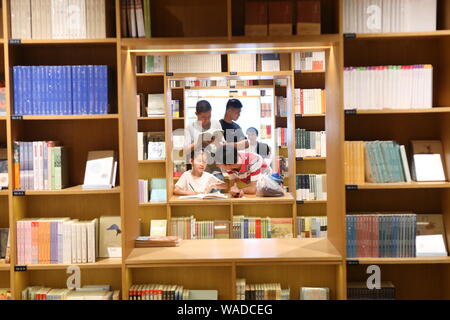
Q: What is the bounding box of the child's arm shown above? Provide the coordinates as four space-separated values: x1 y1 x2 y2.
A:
173 186 197 196
242 181 257 195
229 179 244 198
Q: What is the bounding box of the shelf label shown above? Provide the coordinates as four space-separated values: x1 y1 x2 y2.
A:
184 86 191 89
0 186 7 190
294 70 301 74
346 185 359 190
166 72 174 77
295 114 303 118
344 33 357 39
9 39 21 45
11 115 23 120
347 260 359 265
229 85 236 89
229 72 238 76
13 190 26 196
297 200 304 205
345 109 357 115
14 265 27 272
260 90 266 96
296 157 304 161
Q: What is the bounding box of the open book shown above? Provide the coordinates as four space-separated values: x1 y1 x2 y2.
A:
198 129 224 144
179 193 228 200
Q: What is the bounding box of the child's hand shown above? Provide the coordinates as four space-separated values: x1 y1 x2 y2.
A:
230 186 243 198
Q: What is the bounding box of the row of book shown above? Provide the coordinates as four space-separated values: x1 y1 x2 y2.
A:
136 93 165 117
138 178 167 203
296 174 327 201
259 125 272 140
260 102 272 118
14 141 68 191
229 53 283 73
274 156 289 179
294 89 326 115
347 282 395 300
233 217 293 239
172 100 181 118
344 140 447 185
344 0 436 34
22 286 119 300
236 279 290 300
295 129 326 158
11 0 107 39
16 216 121 265
136 56 164 74
275 96 288 117
293 51 326 71
121 0 151 38
275 128 288 147
0 289 11 300
245 0 321 36
346 214 417 258
137 132 165 161
296 216 327 239
129 285 218 300
13 65 109 116
344 65 433 111
169 218 228 240
168 55 222 74
0 228 10 262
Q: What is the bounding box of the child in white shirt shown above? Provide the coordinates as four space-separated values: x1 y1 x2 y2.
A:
174 151 227 196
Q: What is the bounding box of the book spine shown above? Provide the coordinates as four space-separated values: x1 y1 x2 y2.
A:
54 147 62 190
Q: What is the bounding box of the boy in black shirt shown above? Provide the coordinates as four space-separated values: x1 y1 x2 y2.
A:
219 99 248 149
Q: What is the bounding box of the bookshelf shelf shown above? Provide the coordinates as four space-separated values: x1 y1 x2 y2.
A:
295 114 326 118
350 182 450 190
19 185 121 196
345 30 450 40
345 107 450 115
168 72 292 80
23 258 122 270
0 261 9 271
297 157 326 161
136 72 165 77
138 160 166 164
0 189 8 196
297 200 327 205
139 202 167 207
138 116 166 121
18 114 119 121
12 38 118 45
126 238 342 266
349 257 450 265
169 194 295 206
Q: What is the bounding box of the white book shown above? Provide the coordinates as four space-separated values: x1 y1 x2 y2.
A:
22 0 32 39
135 0 145 37
31 0 42 39
71 221 78 263
38 141 44 190
416 234 447 257
78 222 85 263
68 0 86 39
413 154 446 182
97 0 107 38
87 220 94 263
82 150 116 189
63 220 73 264
41 0 53 39
137 132 144 160
150 220 167 237
51 0 64 39
32 142 39 190
399 145 411 182
128 0 137 38
403 0 436 32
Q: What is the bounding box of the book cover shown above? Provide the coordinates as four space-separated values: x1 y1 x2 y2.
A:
270 218 293 238
99 216 122 258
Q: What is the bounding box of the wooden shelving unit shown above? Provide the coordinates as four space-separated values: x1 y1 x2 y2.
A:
0 0 448 301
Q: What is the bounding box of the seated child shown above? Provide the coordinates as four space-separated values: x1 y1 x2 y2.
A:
215 145 268 198
174 150 227 196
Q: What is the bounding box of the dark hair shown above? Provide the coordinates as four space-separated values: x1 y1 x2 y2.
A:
246 127 259 136
215 145 239 165
226 99 243 110
196 100 212 114
190 149 205 161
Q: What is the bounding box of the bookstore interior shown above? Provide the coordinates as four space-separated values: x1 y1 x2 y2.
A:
0 0 449 302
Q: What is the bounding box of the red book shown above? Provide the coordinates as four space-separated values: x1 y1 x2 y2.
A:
256 218 261 238
300 89 304 114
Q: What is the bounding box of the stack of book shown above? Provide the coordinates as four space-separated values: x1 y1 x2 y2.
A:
168 55 222 73
136 55 164 73
13 141 68 191
346 213 417 258
344 0 436 33
128 285 218 300
146 94 165 116
261 54 280 72
229 54 256 73
135 236 180 248
0 228 10 262
347 282 396 300
344 65 433 111
245 0 321 36
344 141 410 185
138 178 167 203
0 289 11 300
296 216 327 238
22 286 119 300
294 89 325 115
11 0 107 39
121 0 151 38
295 129 326 158
276 128 287 147
16 218 98 265
296 174 327 201
276 96 288 117
137 132 165 161
294 51 326 71
232 217 293 239
236 279 290 300
13 65 109 115
300 287 330 300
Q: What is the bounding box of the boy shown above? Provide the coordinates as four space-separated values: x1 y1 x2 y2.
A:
174 151 227 196
220 99 249 149
215 145 268 198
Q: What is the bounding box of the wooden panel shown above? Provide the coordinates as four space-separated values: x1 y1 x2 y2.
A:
0 271 9 289
437 0 450 30
297 202 327 217
294 72 325 89
139 162 166 180
295 117 325 131
131 266 233 300
12 119 119 186
149 0 228 38
347 189 444 214
347 264 446 300
138 119 166 132
233 203 292 218
126 238 342 265
0 196 7 227
237 264 338 300
137 76 165 95
296 159 326 174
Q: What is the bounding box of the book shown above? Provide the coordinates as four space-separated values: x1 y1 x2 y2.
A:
294 51 326 71
0 229 8 259
416 214 445 236
296 174 327 201
135 236 181 248
268 1 293 36
261 54 280 72
99 216 122 258
297 216 327 238
297 0 321 35
150 220 167 237
347 281 396 300
188 290 218 300
147 94 165 116
178 193 228 200
270 218 293 238
245 1 268 36
214 221 230 239
236 280 289 300
300 287 329 300
82 150 117 189
416 234 448 257
411 140 447 182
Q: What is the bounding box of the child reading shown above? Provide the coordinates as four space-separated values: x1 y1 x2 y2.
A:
174 150 227 196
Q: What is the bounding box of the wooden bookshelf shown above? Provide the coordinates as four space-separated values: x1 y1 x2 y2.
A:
0 0 447 301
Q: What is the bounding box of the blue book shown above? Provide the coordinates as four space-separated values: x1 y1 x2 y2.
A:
65 66 73 115
99 66 108 114
80 66 88 114
71 66 79 115
13 66 21 115
23 67 32 115
50 221 57 264
46 66 53 115
93 66 99 114
31 66 39 115
87 65 95 114
244 218 248 239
